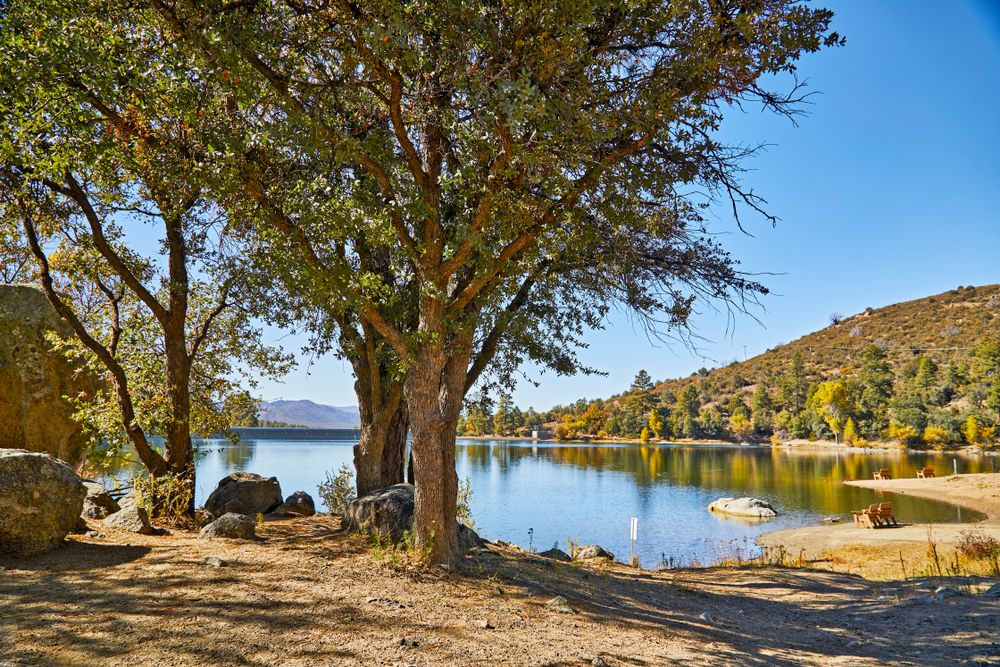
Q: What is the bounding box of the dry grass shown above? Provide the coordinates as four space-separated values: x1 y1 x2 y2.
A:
2 515 1000 666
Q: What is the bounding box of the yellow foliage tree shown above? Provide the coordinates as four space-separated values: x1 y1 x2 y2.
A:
640 426 651 443
810 381 852 444
888 421 919 447
923 425 950 450
964 416 982 445
648 409 664 439
728 413 754 442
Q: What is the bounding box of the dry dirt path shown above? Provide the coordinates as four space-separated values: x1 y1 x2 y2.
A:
2 515 999 666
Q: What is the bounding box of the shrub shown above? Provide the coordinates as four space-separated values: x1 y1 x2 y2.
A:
957 529 1000 576
457 477 475 529
317 464 355 517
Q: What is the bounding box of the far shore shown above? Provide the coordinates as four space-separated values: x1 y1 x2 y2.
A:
458 433 998 457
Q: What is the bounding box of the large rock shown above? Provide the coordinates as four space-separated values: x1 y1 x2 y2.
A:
200 512 257 540
344 483 480 551
203 472 282 517
0 285 97 467
0 449 86 556
573 545 614 561
81 480 120 519
538 547 571 562
343 483 415 542
273 490 316 516
708 497 778 518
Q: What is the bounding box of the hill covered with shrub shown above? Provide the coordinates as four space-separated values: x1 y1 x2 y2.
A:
463 284 1000 448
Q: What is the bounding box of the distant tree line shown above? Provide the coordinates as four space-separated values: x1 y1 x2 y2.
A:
461 337 1000 449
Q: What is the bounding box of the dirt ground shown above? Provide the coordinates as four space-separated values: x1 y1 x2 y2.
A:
2 514 999 667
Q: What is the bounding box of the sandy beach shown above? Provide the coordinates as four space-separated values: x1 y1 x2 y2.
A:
760 472 1000 579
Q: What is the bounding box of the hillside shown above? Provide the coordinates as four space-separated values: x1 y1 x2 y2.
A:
648 283 1000 409
258 400 360 428
470 284 1000 446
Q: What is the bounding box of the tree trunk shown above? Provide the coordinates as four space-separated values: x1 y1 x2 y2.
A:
163 332 195 514
380 404 409 487
404 295 474 569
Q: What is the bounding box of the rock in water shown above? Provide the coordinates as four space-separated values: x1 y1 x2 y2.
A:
203 472 282 517
0 449 86 556
0 285 97 467
273 490 316 516
81 480 120 519
343 483 415 542
574 545 615 561
707 497 778 518
200 512 257 540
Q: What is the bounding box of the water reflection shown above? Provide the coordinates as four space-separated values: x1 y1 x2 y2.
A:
105 436 992 567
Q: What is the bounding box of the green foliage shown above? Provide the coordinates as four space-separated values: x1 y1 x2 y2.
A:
317 464 356 517
457 477 476 531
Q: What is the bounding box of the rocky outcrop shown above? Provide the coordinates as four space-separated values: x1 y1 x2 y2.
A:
573 545 614 561
0 449 86 556
343 483 481 552
707 497 778 518
203 472 282 517
273 490 315 516
0 285 97 468
81 480 120 519
199 512 257 540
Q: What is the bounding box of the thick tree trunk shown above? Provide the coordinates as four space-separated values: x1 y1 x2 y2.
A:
404 295 475 569
163 333 195 514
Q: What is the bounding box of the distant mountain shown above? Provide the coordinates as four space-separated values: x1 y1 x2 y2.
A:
258 400 361 429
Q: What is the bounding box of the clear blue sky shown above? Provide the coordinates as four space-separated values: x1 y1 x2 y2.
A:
256 0 1000 410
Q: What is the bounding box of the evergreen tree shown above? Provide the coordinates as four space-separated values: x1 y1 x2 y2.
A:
858 344 893 436
750 384 774 432
779 352 809 413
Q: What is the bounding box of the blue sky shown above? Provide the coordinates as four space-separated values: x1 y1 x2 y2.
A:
256 0 1000 410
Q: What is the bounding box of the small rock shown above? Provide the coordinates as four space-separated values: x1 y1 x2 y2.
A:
396 637 419 647
199 512 257 540
592 658 611 667
935 586 960 601
573 545 614 561
982 583 1000 598
367 597 405 608
86 530 100 538
273 490 316 516
546 595 574 614
104 503 155 535
822 516 842 523
699 612 714 623
81 480 121 519
538 547 571 562
203 556 227 568
475 618 493 629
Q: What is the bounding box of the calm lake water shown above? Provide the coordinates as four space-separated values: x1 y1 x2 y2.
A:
166 435 994 567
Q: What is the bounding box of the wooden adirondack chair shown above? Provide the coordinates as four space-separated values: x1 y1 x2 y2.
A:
917 467 935 478
873 468 892 480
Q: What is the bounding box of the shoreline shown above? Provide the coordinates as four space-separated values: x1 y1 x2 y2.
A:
458 434 997 456
759 472 1000 578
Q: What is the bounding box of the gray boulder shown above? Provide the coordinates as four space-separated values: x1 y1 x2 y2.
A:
0 449 86 556
344 483 480 552
343 483 415 541
200 512 257 540
459 523 485 551
707 497 777 519
103 502 153 535
81 480 120 519
203 472 282 517
274 490 316 516
538 548 571 562
0 285 98 467
573 544 614 561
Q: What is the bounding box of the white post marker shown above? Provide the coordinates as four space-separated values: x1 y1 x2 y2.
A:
954 459 958 476
629 517 638 562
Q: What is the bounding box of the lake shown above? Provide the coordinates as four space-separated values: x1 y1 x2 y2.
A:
168 434 995 567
